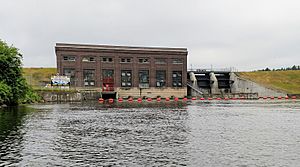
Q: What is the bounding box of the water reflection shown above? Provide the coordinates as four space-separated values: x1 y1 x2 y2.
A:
0 106 31 166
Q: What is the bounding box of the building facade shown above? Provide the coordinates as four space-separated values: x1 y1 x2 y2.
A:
55 43 188 98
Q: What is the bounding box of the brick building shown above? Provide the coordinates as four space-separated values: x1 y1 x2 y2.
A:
55 43 188 98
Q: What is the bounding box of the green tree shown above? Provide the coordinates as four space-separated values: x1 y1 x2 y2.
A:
0 40 39 105
265 67 271 71
0 81 12 104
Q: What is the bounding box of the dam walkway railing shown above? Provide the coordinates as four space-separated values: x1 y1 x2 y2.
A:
187 81 204 95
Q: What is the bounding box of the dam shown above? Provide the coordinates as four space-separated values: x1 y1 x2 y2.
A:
53 43 286 100
187 69 286 99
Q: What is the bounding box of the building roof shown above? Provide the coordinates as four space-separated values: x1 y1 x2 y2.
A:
55 43 188 53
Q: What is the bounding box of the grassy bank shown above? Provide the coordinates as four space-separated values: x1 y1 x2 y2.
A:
238 70 300 94
23 68 57 88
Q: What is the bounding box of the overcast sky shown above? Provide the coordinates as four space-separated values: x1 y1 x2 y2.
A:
1 0 300 71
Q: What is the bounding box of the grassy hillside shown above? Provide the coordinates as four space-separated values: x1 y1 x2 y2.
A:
238 70 300 94
23 68 57 87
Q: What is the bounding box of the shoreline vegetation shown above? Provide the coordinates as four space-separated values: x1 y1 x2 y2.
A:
0 40 41 106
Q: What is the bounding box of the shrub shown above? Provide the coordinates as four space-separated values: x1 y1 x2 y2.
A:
0 39 40 105
0 81 12 105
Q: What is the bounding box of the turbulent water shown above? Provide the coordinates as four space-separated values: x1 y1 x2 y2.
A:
0 100 299 167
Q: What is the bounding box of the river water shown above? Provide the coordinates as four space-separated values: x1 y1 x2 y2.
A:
0 100 299 167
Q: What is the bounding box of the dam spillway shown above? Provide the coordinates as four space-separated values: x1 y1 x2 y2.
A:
187 70 233 95
187 69 286 98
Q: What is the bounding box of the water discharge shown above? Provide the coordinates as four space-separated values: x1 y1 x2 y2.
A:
0 100 299 166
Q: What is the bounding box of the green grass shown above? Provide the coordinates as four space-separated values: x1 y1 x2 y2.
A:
22 68 57 88
238 70 300 94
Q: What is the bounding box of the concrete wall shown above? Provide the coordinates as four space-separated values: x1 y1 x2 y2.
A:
37 90 101 102
209 72 220 94
230 73 286 97
38 87 186 102
117 87 187 98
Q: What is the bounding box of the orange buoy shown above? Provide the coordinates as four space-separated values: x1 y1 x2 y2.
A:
174 97 179 101
285 96 289 99
118 98 123 102
216 97 221 100
147 98 152 102
208 97 213 100
98 98 104 103
108 98 114 103
165 97 170 101
191 97 196 100
157 97 161 102
183 97 188 101
224 97 229 100
292 96 297 99
277 96 282 99
270 96 275 100
200 97 205 100
137 98 142 103
128 97 133 102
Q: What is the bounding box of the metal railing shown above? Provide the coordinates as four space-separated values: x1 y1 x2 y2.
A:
187 81 204 95
188 67 238 72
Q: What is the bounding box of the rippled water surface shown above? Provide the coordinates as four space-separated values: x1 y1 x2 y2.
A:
0 100 300 166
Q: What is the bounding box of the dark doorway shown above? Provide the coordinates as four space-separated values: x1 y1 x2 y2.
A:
102 92 117 99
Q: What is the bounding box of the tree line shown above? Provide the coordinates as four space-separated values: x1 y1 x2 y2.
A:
259 65 300 71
